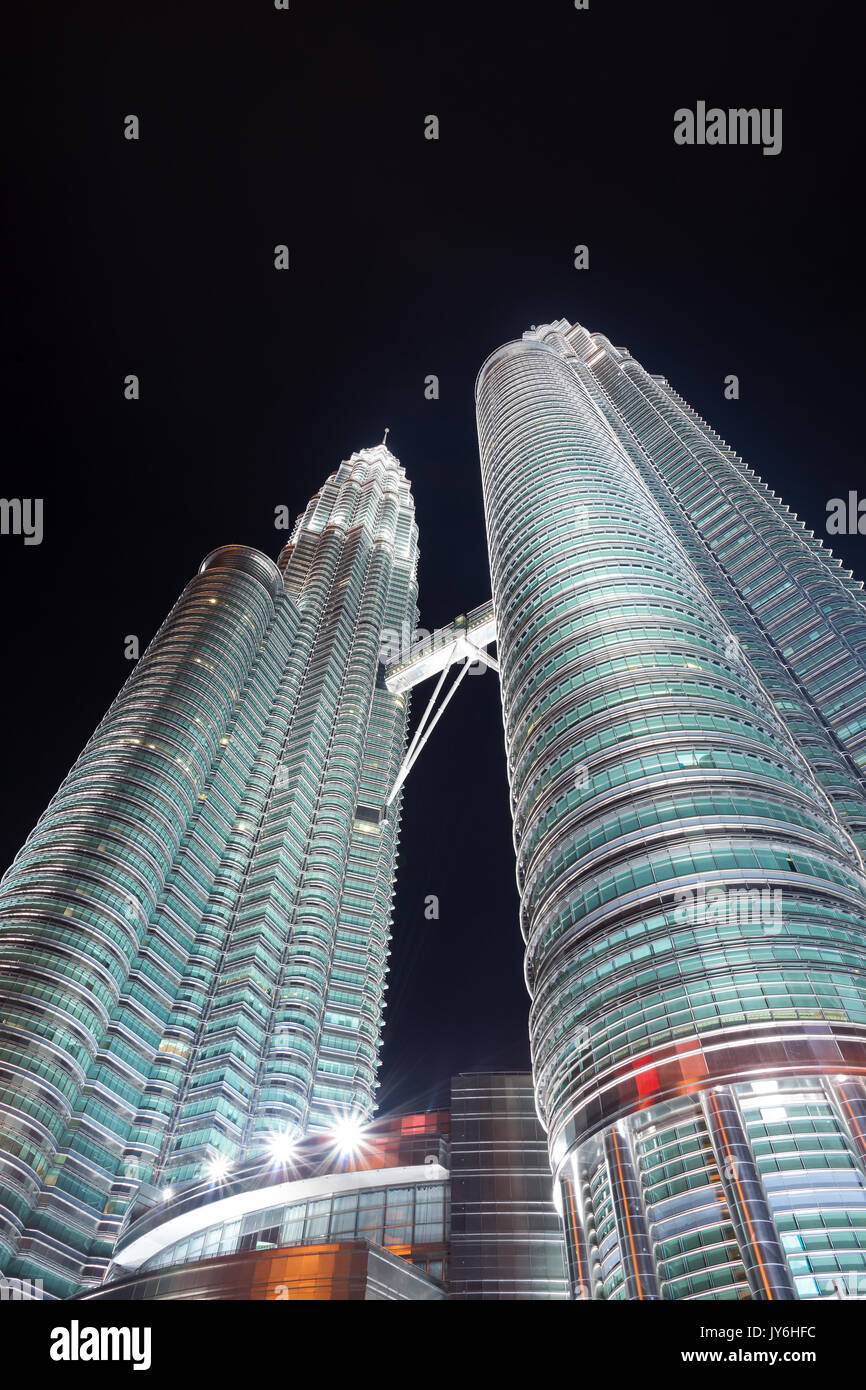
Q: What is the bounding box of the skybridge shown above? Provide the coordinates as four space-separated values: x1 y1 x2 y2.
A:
384 600 498 805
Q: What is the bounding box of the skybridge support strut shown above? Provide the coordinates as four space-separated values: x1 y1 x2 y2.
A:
383 602 498 806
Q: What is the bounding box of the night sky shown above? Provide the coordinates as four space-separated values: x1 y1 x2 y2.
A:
3 1 862 1119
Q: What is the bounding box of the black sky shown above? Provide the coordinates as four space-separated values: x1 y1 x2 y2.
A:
3 1 863 1117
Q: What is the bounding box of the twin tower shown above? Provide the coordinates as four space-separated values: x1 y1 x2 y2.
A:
2 320 866 1300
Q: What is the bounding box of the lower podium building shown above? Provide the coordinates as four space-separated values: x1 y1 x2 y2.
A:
76 1074 568 1301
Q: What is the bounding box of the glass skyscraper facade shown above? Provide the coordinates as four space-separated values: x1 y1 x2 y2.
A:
0 443 418 1298
476 320 866 1300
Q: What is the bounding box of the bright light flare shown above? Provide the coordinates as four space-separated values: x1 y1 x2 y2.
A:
206 1154 230 1181
332 1114 365 1157
266 1130 297 1165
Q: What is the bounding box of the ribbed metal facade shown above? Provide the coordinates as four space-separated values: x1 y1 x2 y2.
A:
0 443 417 1297
476 323 866 1299
449 1073 568 1299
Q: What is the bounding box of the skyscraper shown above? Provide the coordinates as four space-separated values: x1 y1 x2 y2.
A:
0 442 418 1298
476 320 866 1300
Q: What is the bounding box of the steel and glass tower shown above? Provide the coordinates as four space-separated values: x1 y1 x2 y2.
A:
0 442 418 1297
476 320 866 1300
